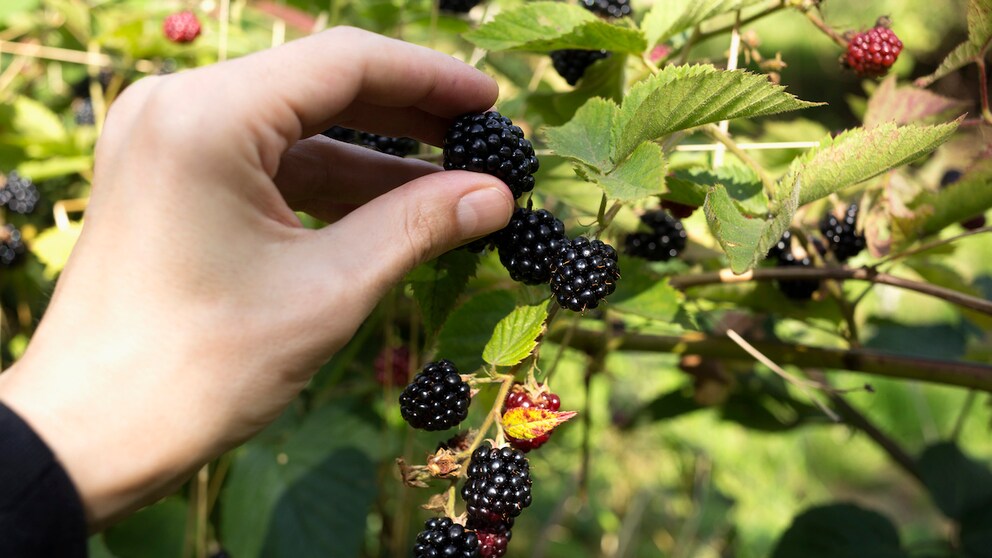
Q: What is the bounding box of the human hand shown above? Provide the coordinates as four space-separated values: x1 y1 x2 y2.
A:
0 27 513 529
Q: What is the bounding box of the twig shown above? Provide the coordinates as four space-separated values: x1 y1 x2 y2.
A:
694 0 787 43
704 124 777 195
874 226 992 267
800 8 848 48
726 329 840 421
463 375 515 457
0 40 155 72
977 57 992 125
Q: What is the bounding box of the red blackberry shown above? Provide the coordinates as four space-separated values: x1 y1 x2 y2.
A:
820 204 866 262
503 385 562 452
462 443 533 523
550 237 620 312
440 0 483 13
321 126 357 143
550 50 611 86
766 230 793 261
581 0 632 18
163 11 202 44
443 111 540 199
413 517 480 558
0 224 26 267
355 132 419 157
374 345 412 387
467 517 513 558
843 24 903 78
624 209 687 262
399 360 472 431
0 171 40 215
495 207 568 285
660 200 697 219
775 254 820 301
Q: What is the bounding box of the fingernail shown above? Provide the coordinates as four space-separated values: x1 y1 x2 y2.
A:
456 187 512 238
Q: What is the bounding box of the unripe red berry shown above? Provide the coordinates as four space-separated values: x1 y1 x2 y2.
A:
843 25 902 78
164 11 202 44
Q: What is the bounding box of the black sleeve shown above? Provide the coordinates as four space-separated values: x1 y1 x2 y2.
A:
0 401 88 557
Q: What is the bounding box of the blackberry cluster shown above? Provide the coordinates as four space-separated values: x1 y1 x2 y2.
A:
765 229 793 261
495 208 568 285
75 98 95 126
581 0 632 18
549 236 620 312
0 225 26 267
462 443 533 523
439 0 482 13
321 126 357 143
843 24 903 78
355 132 419 157
0 172 40 214
163 11 202 44
550 49 610 86
624 209 687 262
504 386 562 452
467 517 513 558
398 360 472 431
776 254 820 301
820 204 866 262
443 111 539 199
413 517 480 558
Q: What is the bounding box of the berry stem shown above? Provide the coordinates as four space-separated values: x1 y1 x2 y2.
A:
462 374 515 458
704 124 777 196
693 0 787 44
593 200 623 238
976 57 992 126
799 8 848 48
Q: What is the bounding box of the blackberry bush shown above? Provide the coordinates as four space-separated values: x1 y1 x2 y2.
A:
550 237 620 312
462 443 533 523
0 171 40 214
443 111 539 199
550 49 611 86
413 517 480 558
624 209 687 262
398 360 472 431
843 22 903 77
495 207 568 285
820 204 866 262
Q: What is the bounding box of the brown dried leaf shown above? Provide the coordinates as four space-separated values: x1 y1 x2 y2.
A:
501 407 578 441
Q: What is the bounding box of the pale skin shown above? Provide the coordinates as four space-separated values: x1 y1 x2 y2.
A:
0 27 514 530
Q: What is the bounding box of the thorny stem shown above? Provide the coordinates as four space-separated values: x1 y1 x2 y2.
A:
978 57 992 125
593 201 623 238
800 7 848 48
463 374 515 457
874 227 992 267
704 124 777 195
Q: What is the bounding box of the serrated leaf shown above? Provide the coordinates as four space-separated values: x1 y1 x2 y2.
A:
918 441 992 521
464 2 646 53
528 53 625 126
968 0 992 49
899 158 992 238
864 75 969 128
610 258 683 321
771 503 908 558
916 41 981 87
588 141 668 201
502 407 578 440
482 300 550 366
782 121 959 207
613 65 819 162
640 0 767 48
410 250 480 337
437 291 518 372
544 97 618 172
673 165 767 214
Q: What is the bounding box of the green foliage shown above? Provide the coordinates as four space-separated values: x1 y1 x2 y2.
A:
436 290 518 373
917 441 992 521
483 300 550 366
771 504 908 558
409 250 480 338
641 0 768 47
104 497 187 558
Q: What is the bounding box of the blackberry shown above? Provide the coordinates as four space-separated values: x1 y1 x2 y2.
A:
321 126 356 143
624 210 687 262
355 132 419 157
495 207 568 285
467 517 513 558
0 225 26 267
940 170 962 188
462 443 533 523
775 254 819 301
550 237 620 312
766 230 793 261
550 49 610 86
843 24 903 78
399 360 471 431
163 11 202 44
820 204 866 262
961 215 987 231
581 0 632 18
660 200 697 219
0 171 40 214
374 345 412 387
413 517 480 558
504 385 562 453
74 98 95 126
443 111 540 199
439 0 482 13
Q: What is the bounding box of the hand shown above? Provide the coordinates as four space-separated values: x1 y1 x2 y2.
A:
0 27 514 529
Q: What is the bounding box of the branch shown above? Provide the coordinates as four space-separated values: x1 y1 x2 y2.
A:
668 266 992 317
549 328 992 392
694 0 787 44
704 124 776 195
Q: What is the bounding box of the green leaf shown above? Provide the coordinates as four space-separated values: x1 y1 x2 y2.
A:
18 155 93 180
673 165 767 214
915 42 980 87
12 96 67 143
864 75 969 128
589 141 668 201
621 385 703 430
641 0 767 47
901 157 992 238
528 53 626 126
782 121 959 207
918 441 992 521
961 504 992 558
220 405 379 558
31 222 83 279
409 250 480 337
771 504 908 558
613 65 819 162
436 290 518 373
544 97 619 172
483 300 550 366
104 497 186 558
967 0 992 49
464 2 646 53
610 258 683 321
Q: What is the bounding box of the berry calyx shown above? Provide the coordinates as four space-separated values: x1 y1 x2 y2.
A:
163 11 202 44
0 224 26 267
0 171 40 215
550 237 620 312
413 517 480 558
495 207 568 285
624 209 687 262
843 23 902 78
550 49 611 86
580 0 632 19
820 204 866 262
462 443 533 523
443 111 540 199
398 360 472 431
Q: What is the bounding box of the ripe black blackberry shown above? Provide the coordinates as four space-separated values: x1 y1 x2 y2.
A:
581 0 632 18
624 209 687 262
549 236 620 312
820 204 866 262
467 517 513 558
843 23 903 78
355 132 419 157
413 517 480 558
0 171 40 214
495 207 568 285
439 0 482 13
550 49 610 86
321 126 356 143
398 360 471 431
766 230 793 261
462 443 533 523
443 111 540 199
775 254 820 301
940 170 962 188
75 98 95 126
0 224 26 267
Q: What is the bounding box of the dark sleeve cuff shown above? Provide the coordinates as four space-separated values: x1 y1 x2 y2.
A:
0 401 88 557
